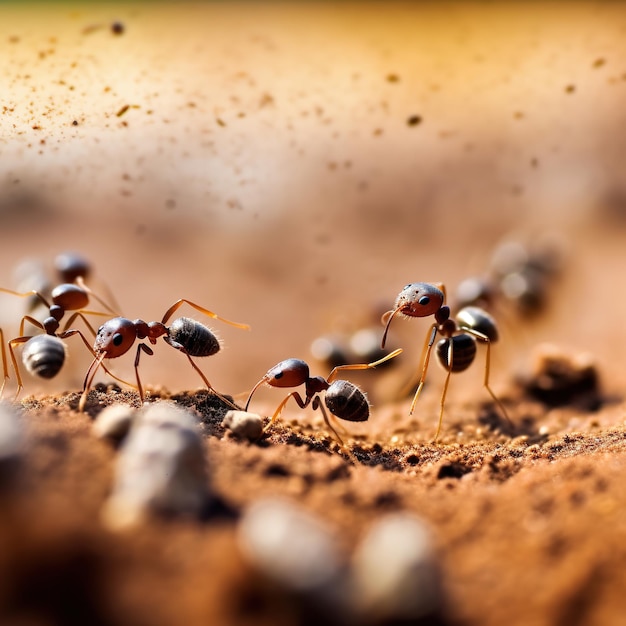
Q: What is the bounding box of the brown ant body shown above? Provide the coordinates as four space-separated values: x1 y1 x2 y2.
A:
79 300 250 411
0 270 119 396
382 282 510 441
245 349 402 444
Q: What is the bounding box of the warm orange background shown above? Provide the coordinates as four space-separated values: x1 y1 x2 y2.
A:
2 3 626 404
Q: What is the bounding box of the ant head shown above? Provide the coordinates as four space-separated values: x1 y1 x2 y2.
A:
394 283 445 318
380 283 446 348
94 317 137 357
264 358 310 388
245 358 311 411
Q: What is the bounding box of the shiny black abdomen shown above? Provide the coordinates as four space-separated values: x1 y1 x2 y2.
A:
324 380 369 422
166 317 220 357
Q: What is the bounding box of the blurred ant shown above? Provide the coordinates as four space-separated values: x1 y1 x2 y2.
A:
310 303 400 374
311 328 397 371
13 251 110 315
382 283 511 441
1 258 121 396
79 300 250 411
453 236 566 317
245 349 402 445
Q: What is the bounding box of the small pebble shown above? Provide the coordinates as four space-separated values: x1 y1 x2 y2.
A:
0 402 24 487
238 498 345 595
351 512 445 621
222 410 263 440
92 403 137 443
101 401 209 529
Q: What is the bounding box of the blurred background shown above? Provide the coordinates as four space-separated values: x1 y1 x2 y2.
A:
1 2 626 407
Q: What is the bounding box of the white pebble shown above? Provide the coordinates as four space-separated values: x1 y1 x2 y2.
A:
92 403 137 442
102 401 209 529
351 512 444 621
238 498 345 595
222 410 263 440
139 400 200 431
0 401 23 473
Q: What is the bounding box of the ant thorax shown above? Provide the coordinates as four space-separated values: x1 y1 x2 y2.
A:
306 376 329 398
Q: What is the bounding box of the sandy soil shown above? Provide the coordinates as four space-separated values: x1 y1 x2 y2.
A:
2 3 626 625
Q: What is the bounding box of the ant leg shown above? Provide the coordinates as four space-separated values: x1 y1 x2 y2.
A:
408 324 438 415
160 299 250 331
75 276 120 316
433 341 454 443
0 288 50 310
313 398 361 464
381 307 402 349
264 391 308 433
62 310 111 334
182 353 239 410
59 329 136 389
326 348 403 382
0 329 9 397
245 376 270 411
463 328 512 427
62 311 106 336
79 352 107 412
312 397 344 446
133 343 154 404
19 316 45 338
8 336 33 400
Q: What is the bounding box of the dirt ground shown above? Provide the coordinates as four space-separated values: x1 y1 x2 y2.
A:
2 3 626 625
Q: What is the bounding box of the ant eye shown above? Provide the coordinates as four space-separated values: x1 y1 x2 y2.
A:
274 371 283 379
112 333 124 346
418 296 430 306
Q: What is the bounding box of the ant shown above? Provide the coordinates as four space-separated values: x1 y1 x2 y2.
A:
381 282 511 441
78 299 250 412
244 348 402 445
0 265 121 396
454 236 566 318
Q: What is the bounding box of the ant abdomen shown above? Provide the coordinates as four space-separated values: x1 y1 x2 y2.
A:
436 335 476 373
22 335 67 379
325 380 369 422
54 252 91 284
456 306 499 342
50 283 90 311
165 317 220 357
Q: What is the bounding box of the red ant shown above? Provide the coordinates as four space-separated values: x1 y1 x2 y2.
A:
245 349 402 444
79 300 250 411
382 282 511 441
0 272 120 397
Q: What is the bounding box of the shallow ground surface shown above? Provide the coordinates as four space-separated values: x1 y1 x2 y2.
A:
2 3 626 625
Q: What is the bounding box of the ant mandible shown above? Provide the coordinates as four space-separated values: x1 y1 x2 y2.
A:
381 282 511 441
245 348 402 445
79 299 250 412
